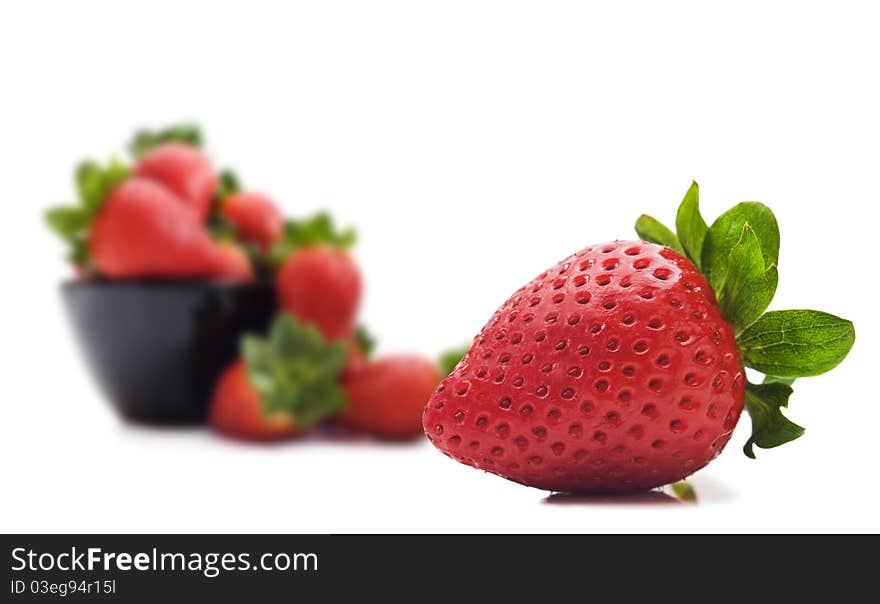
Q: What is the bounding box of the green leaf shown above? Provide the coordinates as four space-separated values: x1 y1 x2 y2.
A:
674 181 708 267
743 381 804 458
75 161 105 212
737 310 856 377
670 481 697 503
242 315 348 428
354 324 377 359
763 375 795 387
75 158 130 214
716 224 778 331
129 122 203 158
701 202 779 294
45 206 88 241
104 158 130 192
634 214 684 253
439 345 470 376
270 212 356 264
69 237 91 269
216 169 241 200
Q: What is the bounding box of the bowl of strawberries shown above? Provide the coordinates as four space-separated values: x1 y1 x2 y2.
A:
48 125 290 424
49 123 450 439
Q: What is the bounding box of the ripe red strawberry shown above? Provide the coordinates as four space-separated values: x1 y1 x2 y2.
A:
209 315 348 441
209 360 300 440
342 355 441 439
134 142 217 221
277 247 361 341
424 241 740 491
424 183 855 493
221 192 284 250
89 178 228 279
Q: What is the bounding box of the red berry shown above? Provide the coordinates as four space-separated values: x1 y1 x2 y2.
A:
89 178 223 279
277 248 362 341
212 244 255 282
208 360 299 440
423 242 744 492
134 143 217 221
221 192 284 250
342 355 441 439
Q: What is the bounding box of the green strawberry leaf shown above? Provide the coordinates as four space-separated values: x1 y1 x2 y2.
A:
674 181 708 268
243 315 348 428
129 122 203 158
439 344 470 377
216 168 241 201
716 224 778 332
69 237 90 269
701 202 779 295
270 212 356 264
45 206 89 242
75 161 106 212
634 214 684 253
763 375 796 387
355 324 377 359
76 158 129 214
737 310 855 377
743 381 804 458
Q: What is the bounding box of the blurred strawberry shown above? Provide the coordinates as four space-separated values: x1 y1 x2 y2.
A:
278 248 362 341
209 360 299 440
273 213 360 341
213 243 256 282
134 142 217 221
89 178 227 279
221 192 284 251
341 355 441 439
209 315 348 440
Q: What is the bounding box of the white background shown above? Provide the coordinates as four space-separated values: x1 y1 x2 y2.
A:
1 1 878 533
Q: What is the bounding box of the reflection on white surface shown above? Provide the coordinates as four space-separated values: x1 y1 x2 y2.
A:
541 475 738 507
544 491 680 506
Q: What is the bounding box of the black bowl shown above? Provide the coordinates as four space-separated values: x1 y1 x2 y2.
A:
61 280 276 425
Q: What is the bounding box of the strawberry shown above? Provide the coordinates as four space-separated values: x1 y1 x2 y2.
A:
209 360 299 440
212 243 256 282
423 182 855 493
274 213 360 341
46 127 257 281
88 178 227 279
221 192 284 251
209 315 348 441
278 248 362 340
133 142 217 221
341 355 441 439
